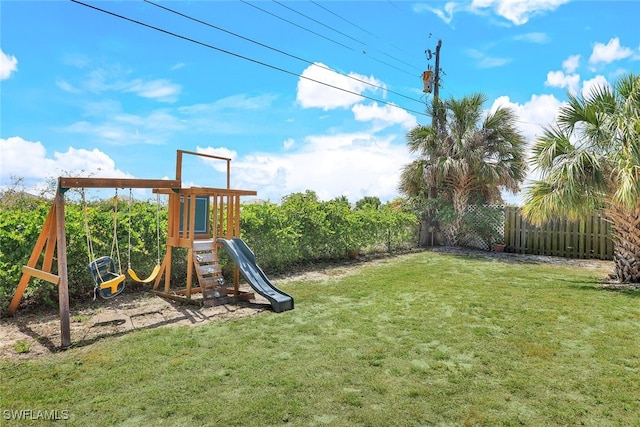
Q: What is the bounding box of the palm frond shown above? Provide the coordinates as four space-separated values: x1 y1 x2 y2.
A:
530 125 574 173
398 160 427 197
612 162 640 209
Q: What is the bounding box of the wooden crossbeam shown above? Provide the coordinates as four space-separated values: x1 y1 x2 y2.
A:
58 177 181 191
21 266 60 285
153 187 257 196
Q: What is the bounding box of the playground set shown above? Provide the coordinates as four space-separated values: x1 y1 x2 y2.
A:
8 149 293 347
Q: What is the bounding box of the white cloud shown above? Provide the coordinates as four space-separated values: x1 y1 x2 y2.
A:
486 0 569 25
0 49 18 80
53 147 132 178
562 55 580 73
0 137 52 180
421 0 569 26
62 109 185 145
0 137 131 183
545 70 580 95
67 63 182 102
197 133 411 203
125 79 181 103
414 2 461 25
296 63 385 110
351 102 418 131
589 37 634 66
178 94 276 116
176 95 278 136
490 93 563 144
283 138 295 150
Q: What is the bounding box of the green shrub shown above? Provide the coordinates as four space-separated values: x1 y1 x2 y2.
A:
240 192 418 272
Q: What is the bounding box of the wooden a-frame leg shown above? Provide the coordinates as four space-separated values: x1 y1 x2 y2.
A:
7 204 56 316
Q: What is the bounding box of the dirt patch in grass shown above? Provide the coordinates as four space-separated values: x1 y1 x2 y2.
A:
0 247 616 361
0 286 274 361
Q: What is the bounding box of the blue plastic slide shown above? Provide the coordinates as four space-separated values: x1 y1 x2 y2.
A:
217 238 294 313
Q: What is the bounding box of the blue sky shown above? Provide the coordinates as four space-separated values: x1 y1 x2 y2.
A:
1 0 639 204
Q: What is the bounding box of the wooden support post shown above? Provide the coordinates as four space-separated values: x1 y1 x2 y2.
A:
55 192 71 348
186 247 194 299
219 196 225 237
42 208 58 272
164 246 173 293
234 195 241 237
176 150 184 182
185 195 198 298
211 196 219 238
233 194 241 293
226 195 234 239
7 204 57 316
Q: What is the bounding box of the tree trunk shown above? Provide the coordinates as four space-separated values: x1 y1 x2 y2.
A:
419 220 430 246
451 179 471 246
606 203 640 283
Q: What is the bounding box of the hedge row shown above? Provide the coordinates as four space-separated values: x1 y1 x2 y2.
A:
240 191 418 272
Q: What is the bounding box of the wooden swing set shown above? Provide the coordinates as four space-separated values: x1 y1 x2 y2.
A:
8 150 257 347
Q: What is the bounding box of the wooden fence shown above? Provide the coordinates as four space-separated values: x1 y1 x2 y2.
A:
503 206 614 260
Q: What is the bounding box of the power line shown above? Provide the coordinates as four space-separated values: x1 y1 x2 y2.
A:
242 0 417 77
310 0 373 36
272 0 364 46
239 0 354 51
144 0 423 106
69 0 428 118
309 0 419 72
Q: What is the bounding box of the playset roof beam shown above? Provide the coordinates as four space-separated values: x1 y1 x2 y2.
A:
58 177 181 192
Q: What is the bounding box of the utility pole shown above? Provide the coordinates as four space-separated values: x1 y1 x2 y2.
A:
424 39 443 247
433 39 442 101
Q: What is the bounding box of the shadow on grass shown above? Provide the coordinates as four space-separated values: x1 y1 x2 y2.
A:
15 299 271 353
569 282 640 298
429 246 612 267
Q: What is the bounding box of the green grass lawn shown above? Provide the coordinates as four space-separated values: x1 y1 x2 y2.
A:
1 251 639 426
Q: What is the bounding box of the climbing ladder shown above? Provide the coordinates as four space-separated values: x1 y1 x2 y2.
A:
192 240 227 306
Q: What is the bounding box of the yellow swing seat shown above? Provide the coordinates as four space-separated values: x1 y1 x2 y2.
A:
127 264 161 284
100 274 126 293
88 256 126 299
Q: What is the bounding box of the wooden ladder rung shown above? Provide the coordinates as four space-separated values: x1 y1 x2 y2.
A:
199 277 223 289
195 252 217 264
193 240 215 252
196 263 221 276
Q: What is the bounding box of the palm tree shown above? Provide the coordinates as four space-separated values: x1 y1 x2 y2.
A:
522 73 640 283
399 93 527 243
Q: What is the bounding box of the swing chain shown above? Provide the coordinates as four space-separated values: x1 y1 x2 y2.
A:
111 188 122 274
